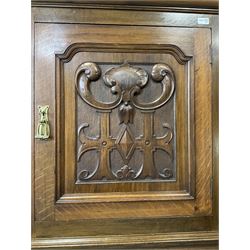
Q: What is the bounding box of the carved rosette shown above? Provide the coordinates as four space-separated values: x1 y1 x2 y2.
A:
75 62 175 181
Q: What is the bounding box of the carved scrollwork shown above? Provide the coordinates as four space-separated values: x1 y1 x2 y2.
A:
77 123 99 162
76 62 176 181
77 148 100 180
75 62 122 110
160 168 173 179
156 123 173 145
132 64 175 110
76 62 175 124
78 170 90 180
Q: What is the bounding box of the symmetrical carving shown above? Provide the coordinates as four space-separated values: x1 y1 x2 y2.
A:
76 62 175 181
115 124 135 162
76 62 175 115
116 165 136 180
103 63 148 123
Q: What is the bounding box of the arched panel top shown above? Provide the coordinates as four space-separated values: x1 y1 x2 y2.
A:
56 43 192 65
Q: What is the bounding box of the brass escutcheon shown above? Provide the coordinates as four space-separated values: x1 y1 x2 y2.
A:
35 105 50 140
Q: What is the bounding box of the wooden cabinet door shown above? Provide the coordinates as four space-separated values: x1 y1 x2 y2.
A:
32 6 218 249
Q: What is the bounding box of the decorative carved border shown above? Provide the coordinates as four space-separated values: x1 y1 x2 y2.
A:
55 43 194 203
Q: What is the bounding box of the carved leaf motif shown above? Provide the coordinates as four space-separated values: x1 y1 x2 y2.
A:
75 62 176 182
118 103 134 124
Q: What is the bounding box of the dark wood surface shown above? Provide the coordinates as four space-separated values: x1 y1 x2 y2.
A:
32 2 218 249
32 0 219 9
55 42 195 206
31 0 219 14
32 231 218 249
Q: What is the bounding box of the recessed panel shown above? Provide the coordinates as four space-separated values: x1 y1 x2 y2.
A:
56 45 194 199
76 62 176 183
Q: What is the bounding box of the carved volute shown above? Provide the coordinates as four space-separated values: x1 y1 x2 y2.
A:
75 62 175 181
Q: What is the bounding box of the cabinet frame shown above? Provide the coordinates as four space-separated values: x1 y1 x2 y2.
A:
32 1 218 249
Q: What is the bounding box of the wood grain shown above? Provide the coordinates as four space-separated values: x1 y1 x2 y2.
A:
32 231 218 249
32 0 219 8
34 216 215 237
56 45 193 203
194 28 213 214
33 8 217 26
32 0 219 14
34 30 55 220
34 21 213 219
32 4 218 249
210 15 219 229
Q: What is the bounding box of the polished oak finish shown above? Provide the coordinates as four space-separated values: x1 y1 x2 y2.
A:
32 0 219 13
32 0 218 8
32 1 218 249
75 62 175 181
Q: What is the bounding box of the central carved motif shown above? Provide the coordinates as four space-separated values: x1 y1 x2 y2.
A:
116 124 135 162
75 62 175 181
103 63 148 124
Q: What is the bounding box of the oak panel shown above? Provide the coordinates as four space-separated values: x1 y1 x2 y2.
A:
32 5 218 248
34 22 212 221
57 48 192 201
32 0 219 9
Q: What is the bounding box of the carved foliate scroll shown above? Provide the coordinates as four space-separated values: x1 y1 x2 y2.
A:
75 62 175 181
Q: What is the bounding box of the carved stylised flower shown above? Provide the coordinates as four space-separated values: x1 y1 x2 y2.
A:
116 165 136 180
118 102 134 124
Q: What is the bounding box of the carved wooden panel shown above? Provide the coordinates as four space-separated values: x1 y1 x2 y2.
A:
75 62 175 182
33 8 218 249
34 21 215 226
54 43 196 204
